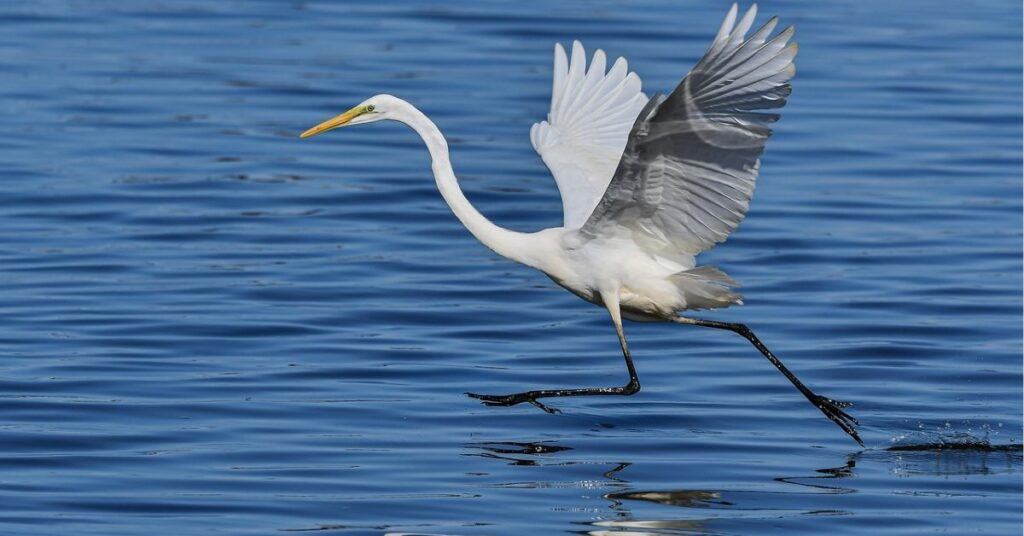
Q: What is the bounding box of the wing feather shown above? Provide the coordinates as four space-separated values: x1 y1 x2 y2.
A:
581 4 796 260
531 41 649 228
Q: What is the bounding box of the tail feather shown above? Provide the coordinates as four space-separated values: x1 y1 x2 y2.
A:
671 265 744 310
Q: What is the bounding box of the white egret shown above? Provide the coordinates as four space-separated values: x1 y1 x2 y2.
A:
300 4 862 445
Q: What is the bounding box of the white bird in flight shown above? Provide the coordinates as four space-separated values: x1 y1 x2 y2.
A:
300 4 862 446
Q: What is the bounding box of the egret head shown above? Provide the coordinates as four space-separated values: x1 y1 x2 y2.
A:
299 94 400 139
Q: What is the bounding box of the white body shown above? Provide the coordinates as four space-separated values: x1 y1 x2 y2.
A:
296 6 870 447
409 100 737 322
304 3 796 324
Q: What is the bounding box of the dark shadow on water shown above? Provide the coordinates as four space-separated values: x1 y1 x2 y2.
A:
773 459 857 493
464 441 573 466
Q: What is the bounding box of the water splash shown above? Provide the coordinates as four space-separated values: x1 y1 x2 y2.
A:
888 421 1021 452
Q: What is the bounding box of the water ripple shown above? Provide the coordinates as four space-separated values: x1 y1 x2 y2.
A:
0 0 1019 535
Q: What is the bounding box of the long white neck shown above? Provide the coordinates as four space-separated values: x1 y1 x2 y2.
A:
391 100 541 267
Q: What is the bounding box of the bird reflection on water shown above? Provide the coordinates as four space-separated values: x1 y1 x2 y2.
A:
465 441 574 466
464 438 1019 535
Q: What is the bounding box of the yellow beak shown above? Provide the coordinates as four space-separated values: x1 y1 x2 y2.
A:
299 106 365 139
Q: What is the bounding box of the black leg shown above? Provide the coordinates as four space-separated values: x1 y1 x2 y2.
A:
675 317 863 447
468 302 640 413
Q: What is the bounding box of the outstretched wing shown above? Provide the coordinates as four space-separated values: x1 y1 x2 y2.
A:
582 4 796 260
531 41 649 229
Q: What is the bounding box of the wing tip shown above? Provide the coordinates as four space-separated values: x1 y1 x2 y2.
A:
591 48 607 73
743 3 758 22
710 3 741 53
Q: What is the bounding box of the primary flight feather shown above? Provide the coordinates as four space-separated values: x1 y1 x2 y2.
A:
300 4 863 446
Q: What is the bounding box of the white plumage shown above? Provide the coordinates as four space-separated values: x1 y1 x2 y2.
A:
300 3 863 445
530 41 648 228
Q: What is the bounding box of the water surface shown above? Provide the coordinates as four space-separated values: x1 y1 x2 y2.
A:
0 1 1020 534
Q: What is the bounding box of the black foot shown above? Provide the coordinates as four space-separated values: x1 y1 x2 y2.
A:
466 392 561 414
813 395 863 447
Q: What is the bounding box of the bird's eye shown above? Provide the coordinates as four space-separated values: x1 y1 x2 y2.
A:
366 105 376 112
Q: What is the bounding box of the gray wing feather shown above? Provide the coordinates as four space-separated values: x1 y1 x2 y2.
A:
581 4 796 258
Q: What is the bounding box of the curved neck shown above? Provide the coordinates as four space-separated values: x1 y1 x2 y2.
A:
393 101 538 266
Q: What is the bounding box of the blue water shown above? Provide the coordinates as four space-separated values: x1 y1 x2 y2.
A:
1 1 1020 534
